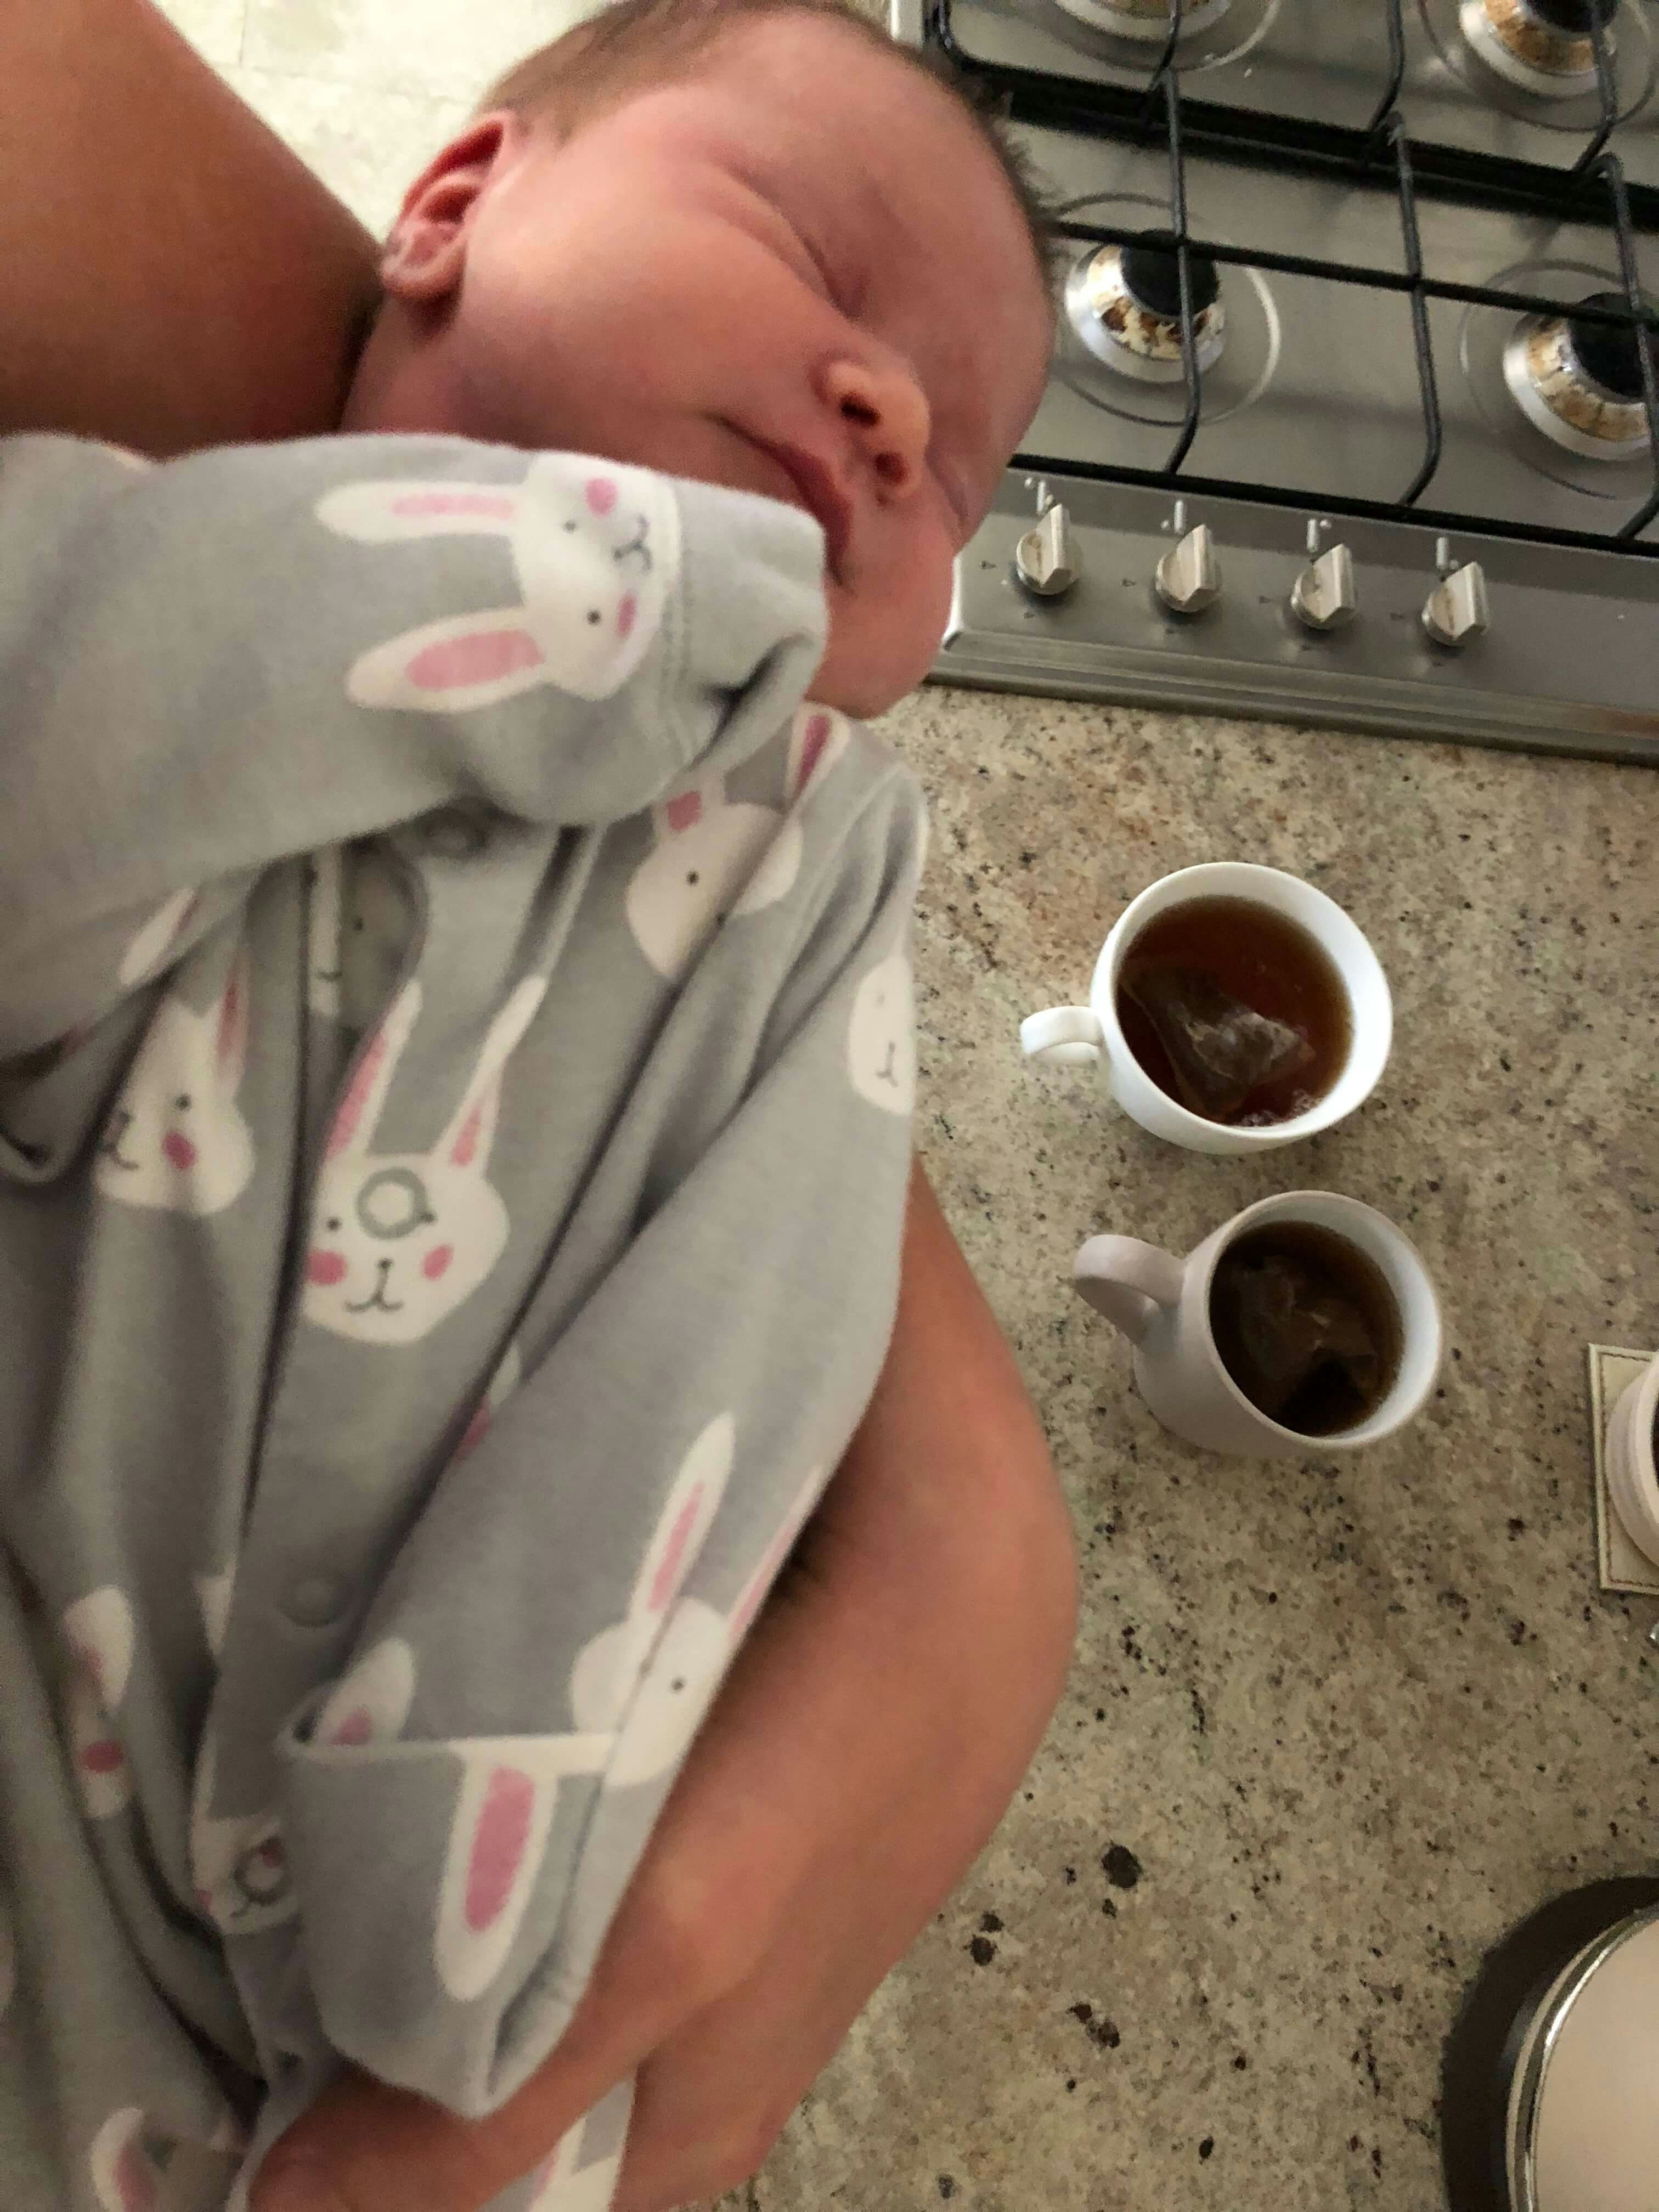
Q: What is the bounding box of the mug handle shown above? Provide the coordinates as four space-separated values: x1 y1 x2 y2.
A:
1020 1006 1105 1066
1073 1235 1184 1345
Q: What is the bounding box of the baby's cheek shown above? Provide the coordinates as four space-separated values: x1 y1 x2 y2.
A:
307 1249 348 1288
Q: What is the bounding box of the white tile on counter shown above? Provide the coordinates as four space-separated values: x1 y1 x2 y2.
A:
221 64 470 236
242 0 606 105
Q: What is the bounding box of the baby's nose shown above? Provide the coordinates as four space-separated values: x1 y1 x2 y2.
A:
822 359 931 500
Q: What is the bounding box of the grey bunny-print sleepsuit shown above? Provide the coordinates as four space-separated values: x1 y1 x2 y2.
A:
0 432 925 2212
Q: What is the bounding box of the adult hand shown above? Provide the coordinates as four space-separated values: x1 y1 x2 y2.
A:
251 1164 1076 2212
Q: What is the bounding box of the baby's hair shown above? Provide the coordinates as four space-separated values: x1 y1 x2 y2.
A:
478 0 1062 297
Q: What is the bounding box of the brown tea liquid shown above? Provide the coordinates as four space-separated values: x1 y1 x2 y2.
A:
1115 896 1352 1126
1210 1221 1403 1436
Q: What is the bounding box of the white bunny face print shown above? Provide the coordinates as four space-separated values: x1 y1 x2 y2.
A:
847 949 917 1115
188 1733 295 1934
304 848 344 1020
316 455 680 710
598 1454 828 1794
93 952 254 1216
625 706 850 985
301 974 546 1346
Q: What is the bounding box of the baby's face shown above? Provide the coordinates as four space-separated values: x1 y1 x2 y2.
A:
351 12 1053 715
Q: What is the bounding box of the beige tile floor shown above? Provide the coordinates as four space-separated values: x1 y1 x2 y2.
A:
153 0 599 236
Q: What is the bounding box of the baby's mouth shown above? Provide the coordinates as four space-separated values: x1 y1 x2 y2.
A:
740 433 852 585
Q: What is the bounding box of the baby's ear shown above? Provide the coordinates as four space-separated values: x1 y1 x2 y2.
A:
380 113 521 304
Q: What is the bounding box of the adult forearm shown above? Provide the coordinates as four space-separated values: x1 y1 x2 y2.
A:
0 0 376 454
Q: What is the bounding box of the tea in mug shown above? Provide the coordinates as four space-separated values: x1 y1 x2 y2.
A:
1115 897 1351 1126
1209 1221 1403 1436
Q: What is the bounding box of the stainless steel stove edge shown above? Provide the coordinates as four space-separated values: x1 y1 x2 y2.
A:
936 473 1659 765
928 635 1659 764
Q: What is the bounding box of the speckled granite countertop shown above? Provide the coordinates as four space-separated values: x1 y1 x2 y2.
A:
733 689 1658 2212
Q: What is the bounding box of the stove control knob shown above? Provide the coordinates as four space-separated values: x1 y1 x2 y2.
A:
1155 522 1220 617
1422 561 1489 648
1290 542 1358 631
1013 504 1080 598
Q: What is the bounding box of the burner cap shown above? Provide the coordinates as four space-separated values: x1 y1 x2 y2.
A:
1567 290 1647 400
1050 0 1234 40
1502 291 1652 462
1460 0 1617 97
1120 235 1222 320
1525 0 1615 32
1063 242 1228 385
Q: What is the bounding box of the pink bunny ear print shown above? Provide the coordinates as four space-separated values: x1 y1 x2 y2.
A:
215 948 250 1090
63 1592 134 1815
644 1413 735 1619
117 888 199 989
433 974 548 1173
433 1731 613 2000
785 706 850 807
456 1340 523 1459
648 777 720 847
313 1638 416 1750
729 1467 828 1643
88 2109 163 2212
325 979 422 1160
314 478 522 544
66 1667 132 1820
400 624 544 697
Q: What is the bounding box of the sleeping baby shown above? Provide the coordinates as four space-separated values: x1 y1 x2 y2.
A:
0 3 1053 2207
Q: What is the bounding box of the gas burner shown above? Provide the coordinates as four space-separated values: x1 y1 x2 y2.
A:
1049 0 1233 41
1458 0 1617 101
1503 289 1654 458
1065 235 1227 383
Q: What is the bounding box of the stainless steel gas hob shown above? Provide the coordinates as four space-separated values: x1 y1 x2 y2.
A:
892 0 1659 762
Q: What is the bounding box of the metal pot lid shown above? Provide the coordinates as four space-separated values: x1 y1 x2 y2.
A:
1510 1904 1659 2211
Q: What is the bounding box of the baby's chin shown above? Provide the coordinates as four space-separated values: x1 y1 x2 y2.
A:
811 589 944 721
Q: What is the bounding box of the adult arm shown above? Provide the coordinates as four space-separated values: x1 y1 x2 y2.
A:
252 1159 1077 2212
1 9 1077 2204
0 0 375 454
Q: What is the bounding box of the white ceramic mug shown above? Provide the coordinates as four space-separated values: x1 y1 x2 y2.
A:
1020 862 1392 1156
1073 1190 1442 1457
1605 1352 1659 1566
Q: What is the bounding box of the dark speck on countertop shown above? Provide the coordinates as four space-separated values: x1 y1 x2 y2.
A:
1102 1844 1143 1889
